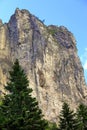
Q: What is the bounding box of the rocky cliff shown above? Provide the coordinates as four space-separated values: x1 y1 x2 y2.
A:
0 8 87 122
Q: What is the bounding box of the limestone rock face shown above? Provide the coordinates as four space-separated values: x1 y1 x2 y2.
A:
0 8 87 122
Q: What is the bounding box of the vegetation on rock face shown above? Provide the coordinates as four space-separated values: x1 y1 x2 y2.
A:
0 59 47 130
48 28 57 36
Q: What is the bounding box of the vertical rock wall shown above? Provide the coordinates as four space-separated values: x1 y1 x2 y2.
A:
0 8 87 122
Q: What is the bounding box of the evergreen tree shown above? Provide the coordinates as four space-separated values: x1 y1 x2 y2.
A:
0 59 47 130
76 103 87 130
46 122 58 130
58 102 78 130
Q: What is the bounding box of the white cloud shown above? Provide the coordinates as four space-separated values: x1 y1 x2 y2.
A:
80 48 87 71
80 48 87 60
80 48 87 82
84 60 87 70
85 48 87 51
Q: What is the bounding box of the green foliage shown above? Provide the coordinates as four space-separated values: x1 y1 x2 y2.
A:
0 59 47 130
0 97 2 106
48 29 57 36
1 59 87 130
76 103 87 130
46 122 58 130
58 102 78 130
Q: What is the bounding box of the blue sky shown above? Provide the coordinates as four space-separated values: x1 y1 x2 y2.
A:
0 0 87 82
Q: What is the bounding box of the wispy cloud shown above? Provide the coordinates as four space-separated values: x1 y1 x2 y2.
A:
84 60 87 70
85 48 87 51
80 48 87 71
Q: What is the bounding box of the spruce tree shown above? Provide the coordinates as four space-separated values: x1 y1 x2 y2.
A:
76 103 87 130
58 102 78 130
0 59 47 130
46 122 58 130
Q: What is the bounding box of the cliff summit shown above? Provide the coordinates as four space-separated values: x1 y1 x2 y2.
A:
0 8 87 122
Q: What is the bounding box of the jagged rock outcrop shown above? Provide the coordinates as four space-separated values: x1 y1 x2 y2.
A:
0 8 87 122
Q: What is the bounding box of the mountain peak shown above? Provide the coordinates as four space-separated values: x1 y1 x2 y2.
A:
0 8 87 122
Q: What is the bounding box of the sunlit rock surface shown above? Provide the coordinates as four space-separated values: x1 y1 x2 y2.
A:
0 8 87 122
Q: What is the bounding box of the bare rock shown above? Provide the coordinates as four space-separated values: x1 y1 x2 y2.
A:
0 8 87 122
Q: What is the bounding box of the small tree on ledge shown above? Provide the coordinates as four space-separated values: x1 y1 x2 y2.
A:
0 59 47 130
